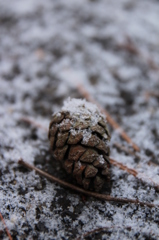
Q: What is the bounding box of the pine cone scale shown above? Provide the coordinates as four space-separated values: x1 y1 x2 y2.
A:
67 131 83 144
56 132 69 148
82 134 100 147
54 145 68 161
64 159 73 174
96 140 109 155
59 119 72 132
80 148 99 163
85 165 98 178
68 145 86 161
73 162 86 185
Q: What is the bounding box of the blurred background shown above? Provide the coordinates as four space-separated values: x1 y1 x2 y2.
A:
0 0 159 239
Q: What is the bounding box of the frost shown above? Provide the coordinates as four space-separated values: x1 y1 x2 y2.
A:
56 112 61 117
62 97 105 126
81 129 92 143
77 161 81 167
62 98 99 116
70 129 77 136
68 206 74 213
0 0 159 239
98 155 105 164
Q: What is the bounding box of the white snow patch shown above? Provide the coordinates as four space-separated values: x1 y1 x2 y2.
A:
82 129 92 143
98 155 105 164
62 97 106 126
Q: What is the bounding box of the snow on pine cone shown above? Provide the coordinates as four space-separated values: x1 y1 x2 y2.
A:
48 98 111 192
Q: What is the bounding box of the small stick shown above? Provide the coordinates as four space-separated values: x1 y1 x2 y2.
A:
110 158 137 176
0 212 13 240
77 226 114 240
116 37 159 71
78 225 159 240
77 83 140 152
113 142 136 156
148 161 159 167
18 159 157 208
20 116 48 131
110 158 159 190
145 91 159 100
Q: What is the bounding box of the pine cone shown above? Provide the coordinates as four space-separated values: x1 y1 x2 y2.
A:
48 98 111 192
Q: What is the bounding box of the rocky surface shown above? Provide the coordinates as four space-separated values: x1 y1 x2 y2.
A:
0 0 159 239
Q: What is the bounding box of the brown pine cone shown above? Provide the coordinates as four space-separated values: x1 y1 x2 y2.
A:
48 98 111 192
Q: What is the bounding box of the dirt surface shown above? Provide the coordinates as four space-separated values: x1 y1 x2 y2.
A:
0 0 159 239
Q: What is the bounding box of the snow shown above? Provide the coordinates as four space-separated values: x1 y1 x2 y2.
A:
63 98 103 124
82 129 92 144
0 0 159 239
98 155 105 165
62 98 99 116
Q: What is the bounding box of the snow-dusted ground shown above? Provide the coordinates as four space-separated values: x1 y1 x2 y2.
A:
0 0 159 239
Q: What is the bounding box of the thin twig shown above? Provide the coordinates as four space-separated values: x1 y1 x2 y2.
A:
77 226 114 240
113 142 136 156
116 37 159 71
77 83 140 152
18 159 158 208
18 117 159 190
110 158 137 176
20 116 48 131
113 142 141 163
110 158 159 190
148 160 159 167
145 91 159 100
78 225 159 240
0 212 13 240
